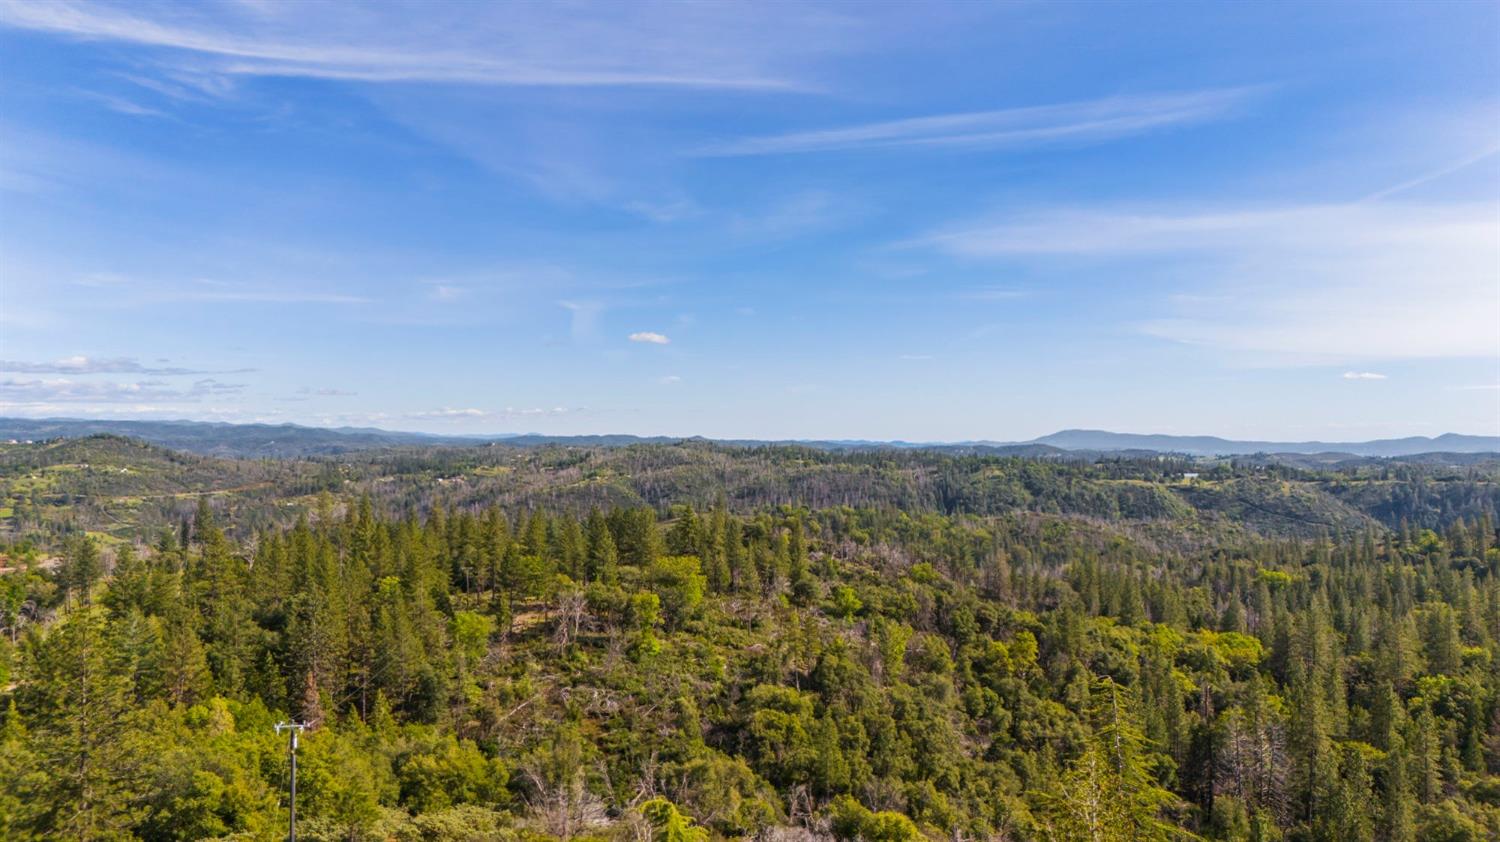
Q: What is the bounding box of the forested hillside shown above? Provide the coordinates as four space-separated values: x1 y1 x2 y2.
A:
2 438 1499 841
6 418 1497 459
6 435 1498 545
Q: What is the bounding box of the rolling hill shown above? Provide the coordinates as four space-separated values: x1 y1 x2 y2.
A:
3 417 1497 459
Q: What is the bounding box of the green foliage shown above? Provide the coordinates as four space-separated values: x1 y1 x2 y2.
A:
641 797 709 842
392 729 509 812
829 584 863 620
829 795 923 842
648 555 705 628
1 453 1498 842
451 610 495 664
1040 678 1189 842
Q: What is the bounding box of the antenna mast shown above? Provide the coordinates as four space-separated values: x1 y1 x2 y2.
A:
274 721 308 841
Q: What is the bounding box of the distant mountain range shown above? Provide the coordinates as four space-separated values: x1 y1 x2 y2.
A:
0 418 473 457
1 417 1496 460
1026 429 1500 457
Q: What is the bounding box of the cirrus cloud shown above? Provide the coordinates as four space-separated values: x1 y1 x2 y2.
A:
700 88 1261 156
1 355 254 375
923 201 1499 363
0 0 850 90
629 331 671 345
405 407 491 419
0 377 246 403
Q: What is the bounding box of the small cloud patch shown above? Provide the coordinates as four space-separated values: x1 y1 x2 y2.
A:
962 287 1028 301
629 332 670 345
0 377 246 403
407 408 491 419
1342 371 1388 381
0 355 252 376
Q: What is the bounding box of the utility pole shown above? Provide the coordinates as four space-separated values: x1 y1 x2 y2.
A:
274 721 308 842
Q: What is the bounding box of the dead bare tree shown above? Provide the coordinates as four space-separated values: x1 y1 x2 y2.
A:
519 761 609 840
552 587 589 653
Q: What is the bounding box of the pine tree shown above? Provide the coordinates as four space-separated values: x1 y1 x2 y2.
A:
666 505 699 556
585 510 619 585
159 607 211 706
1317 745 1374 842
724 515 750 592
0 700 39 838
552 515 587 582
703 507 731 595
1044 677 1186 841
1381 736 1416 842
17 606 139 839
300 669 325 729
59 535 103 606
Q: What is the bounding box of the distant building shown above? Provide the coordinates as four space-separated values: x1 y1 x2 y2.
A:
1182 472 1200 480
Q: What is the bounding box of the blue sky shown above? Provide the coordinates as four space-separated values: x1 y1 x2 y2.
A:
1 0 1497 441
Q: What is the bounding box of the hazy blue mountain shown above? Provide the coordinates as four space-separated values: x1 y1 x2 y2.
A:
0 417 486 457
1030 429 1500 456
3 417 1496 459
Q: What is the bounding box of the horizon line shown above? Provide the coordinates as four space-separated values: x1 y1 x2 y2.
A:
1 414 1497 447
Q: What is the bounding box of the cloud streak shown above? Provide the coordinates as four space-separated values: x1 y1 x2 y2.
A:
406 407 490 419
0 377 246 403
1360 142 1500 202
923 201 1499 362
405 406 580 420
0 0 849 90
0 355 253 375
699 88 1260 156
629 331 671 345
181 284 371 304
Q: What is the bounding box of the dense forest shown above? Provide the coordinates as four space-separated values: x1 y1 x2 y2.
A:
6 435 1499 545
2 437 1500 840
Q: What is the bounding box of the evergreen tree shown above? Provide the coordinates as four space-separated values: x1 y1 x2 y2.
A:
17 607 139 839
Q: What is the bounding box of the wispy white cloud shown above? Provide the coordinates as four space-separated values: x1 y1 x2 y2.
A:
923 201 1499 362
960 287 1028 301
278 386 358 403
699 88 1260 156
1342 371 1387 380
922 203 1492 257
0 377 246 403
1360 142 1500 202
0 355 253 375
658 375 683 385
73 89 168 118
73 272 131 288
624 197 703 223
428 284 465 302
727 190 864 239
180 281 370 304
404 406 579 420
0 0 851 90
560 300 605 343
629 331 671 345
406 408 489 419
115 68 236 103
